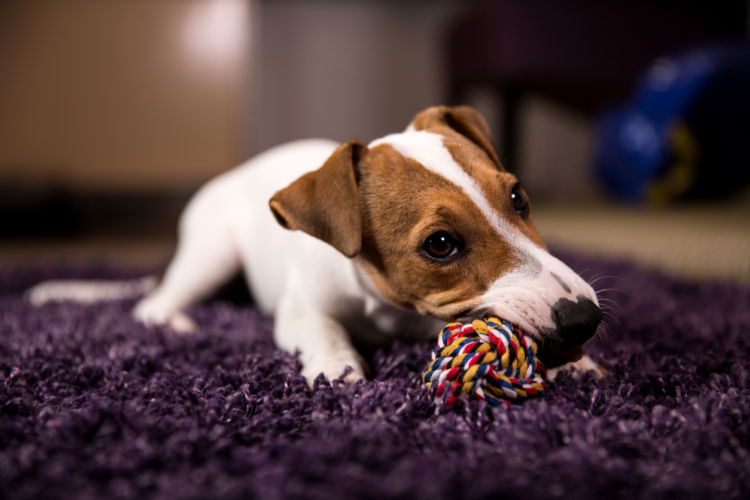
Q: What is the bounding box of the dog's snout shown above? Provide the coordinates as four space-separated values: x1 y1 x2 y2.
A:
551 296 602 347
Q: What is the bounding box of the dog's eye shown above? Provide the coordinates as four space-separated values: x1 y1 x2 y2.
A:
510 183 530 218
422 231 462 261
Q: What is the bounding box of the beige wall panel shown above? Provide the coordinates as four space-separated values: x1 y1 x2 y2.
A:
0 0 251 191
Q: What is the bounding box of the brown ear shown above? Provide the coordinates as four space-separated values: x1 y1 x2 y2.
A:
411 105 502 169
269 140 365 258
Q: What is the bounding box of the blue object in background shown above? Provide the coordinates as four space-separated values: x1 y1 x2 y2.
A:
595 44 750 203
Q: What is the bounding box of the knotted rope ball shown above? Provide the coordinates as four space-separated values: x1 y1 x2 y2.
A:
422 317 547 406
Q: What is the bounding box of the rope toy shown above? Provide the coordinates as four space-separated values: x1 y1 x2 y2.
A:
422 317 546 406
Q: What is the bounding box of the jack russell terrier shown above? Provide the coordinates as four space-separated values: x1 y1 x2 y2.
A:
28 106 603 383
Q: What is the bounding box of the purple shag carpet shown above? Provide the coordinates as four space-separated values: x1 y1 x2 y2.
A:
1 252 749 500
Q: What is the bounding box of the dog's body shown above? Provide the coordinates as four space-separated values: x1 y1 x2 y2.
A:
136 137 444 380
28 106 603 383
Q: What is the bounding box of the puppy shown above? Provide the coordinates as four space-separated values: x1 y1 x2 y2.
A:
28 106 603 383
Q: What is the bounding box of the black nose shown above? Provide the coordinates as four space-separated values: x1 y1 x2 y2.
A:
551 296 603 347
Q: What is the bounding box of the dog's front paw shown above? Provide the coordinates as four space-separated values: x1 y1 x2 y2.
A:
546 354 606 382
133 298 196 333
301 355 367 387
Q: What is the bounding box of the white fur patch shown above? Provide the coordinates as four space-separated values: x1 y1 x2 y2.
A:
370 131 509 232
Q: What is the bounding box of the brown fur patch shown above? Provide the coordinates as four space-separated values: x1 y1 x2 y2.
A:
355 143 524 320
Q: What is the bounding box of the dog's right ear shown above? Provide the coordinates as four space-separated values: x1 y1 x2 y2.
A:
269 140 366 258
411 105 502 169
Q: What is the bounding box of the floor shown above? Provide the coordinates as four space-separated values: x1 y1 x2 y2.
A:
1 200 748 284
533 199 750 283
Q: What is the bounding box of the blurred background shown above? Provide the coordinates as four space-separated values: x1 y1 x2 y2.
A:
1 0 749 281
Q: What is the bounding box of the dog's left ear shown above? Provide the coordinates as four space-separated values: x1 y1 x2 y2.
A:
269 140 365 258
411 105 502 169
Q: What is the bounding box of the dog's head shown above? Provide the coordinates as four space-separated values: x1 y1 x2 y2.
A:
269 105 601 361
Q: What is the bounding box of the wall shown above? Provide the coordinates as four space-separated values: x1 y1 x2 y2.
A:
249 0 459 153
249 0 598 200
0 0 251 192
0 0 632 202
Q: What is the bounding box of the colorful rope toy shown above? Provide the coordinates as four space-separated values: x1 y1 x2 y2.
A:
422 317 546 406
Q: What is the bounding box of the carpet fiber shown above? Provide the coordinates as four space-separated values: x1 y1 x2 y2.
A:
1 253 748 499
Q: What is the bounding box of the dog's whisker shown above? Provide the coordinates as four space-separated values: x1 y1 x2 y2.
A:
588 275 624 288
581 269 601 284
594 285 630 299
599 300 624 314
597 296 623 306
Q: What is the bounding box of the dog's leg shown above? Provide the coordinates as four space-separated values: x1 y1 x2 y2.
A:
134 200 240 332
546 354 606 381
134 234 239 332
134 244 239 332
274 295 366 385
